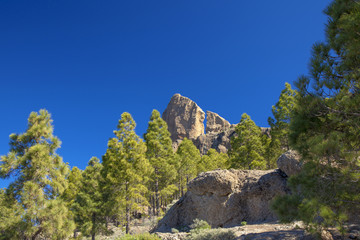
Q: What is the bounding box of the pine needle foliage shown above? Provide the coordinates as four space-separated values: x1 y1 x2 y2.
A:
73 157 105 240
272 0 360 234
144 109 177 216
176 138 201 196
230 113 266 170
102 112 152 234
0 109 75 239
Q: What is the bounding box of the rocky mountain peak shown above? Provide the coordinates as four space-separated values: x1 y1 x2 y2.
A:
162 94 205 150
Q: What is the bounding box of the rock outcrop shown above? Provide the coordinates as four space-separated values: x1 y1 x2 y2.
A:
205 111 231 134
277 150 302 177
153 169 289 232
162 94 205 150
162 94 271 154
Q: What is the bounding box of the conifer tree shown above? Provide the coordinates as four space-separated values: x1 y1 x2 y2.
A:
144 109 177 216
198 149 229 173
63 166 83 238
0 188 22 240
266 83 297 168
0 109 75 239
63 166 83 207
272 0 360 233
230 113 266 169
176 138 201 196
73 157 104 240
102 112 151 233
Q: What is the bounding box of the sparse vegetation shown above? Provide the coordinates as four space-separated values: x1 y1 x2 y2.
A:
186 228 236 240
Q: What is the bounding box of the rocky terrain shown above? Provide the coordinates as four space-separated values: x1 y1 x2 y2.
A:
153 150 301 233
162 93 270 154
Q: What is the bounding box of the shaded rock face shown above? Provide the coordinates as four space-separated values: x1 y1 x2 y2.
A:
277 150 302 177
153 169 289 232
205 111 231 134
194 128 236 154
162 94 205 150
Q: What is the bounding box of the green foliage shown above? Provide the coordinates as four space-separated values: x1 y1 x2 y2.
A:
229 113 266 170
186 228 236 240
272 0 360 233
189 218 211 233
267 83 297 168
118 233 161 240
73 157 106 239
241 221 247 226
176 138 201 196
144 109 177 215
198 149 229 173
63 166 83 207
102 112 152 233
0 109 75 239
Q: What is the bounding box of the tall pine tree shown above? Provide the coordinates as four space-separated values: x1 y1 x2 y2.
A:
0 109 75 239
144 109 177 216
229 113 266 170
176 138 201 197
102 112 151 233
73 157 105 240
272 0 360 234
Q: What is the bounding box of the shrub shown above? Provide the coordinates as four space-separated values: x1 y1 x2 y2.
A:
241 221 247 226
117 233 161 240
186 228 236 240
189 219 211 232
171 228 180 233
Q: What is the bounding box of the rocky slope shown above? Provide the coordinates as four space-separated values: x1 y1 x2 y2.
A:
162 93 270 154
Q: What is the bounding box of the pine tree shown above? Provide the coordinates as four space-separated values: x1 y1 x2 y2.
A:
266 83 297 167
229 113 266 170
102 112 151 233
0 109 75 239
272 0 360 233
63 166 83 207
176 138 201 197
0 188 22 240
198 149 229 173
63 166 83 238
73 157 105 240
144 109 177 216
268 83 297 149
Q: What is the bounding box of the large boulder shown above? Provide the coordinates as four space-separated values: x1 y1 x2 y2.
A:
153 169 289 232
162 94 205 150
277 150 302 177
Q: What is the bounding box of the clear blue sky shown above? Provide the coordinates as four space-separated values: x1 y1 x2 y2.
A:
1 0 331 188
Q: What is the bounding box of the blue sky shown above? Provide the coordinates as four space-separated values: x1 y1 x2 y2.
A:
0 0 331 188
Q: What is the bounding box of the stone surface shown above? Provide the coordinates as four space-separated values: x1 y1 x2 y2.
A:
153 169 289 232
162 94 205 150
206 111 231 134
277 150 302 177
194 127 236 154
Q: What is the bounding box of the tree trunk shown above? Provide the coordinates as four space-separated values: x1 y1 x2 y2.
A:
92 212 96 240
126 183 130 234
155 172 159 216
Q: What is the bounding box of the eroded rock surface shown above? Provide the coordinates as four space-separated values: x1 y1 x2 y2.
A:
206 111 231 134
153 169 289 232
277 150 302 177
162 94 205 150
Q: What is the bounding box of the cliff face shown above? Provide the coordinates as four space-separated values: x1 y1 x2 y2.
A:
162 94 205 150
162 93 269 154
